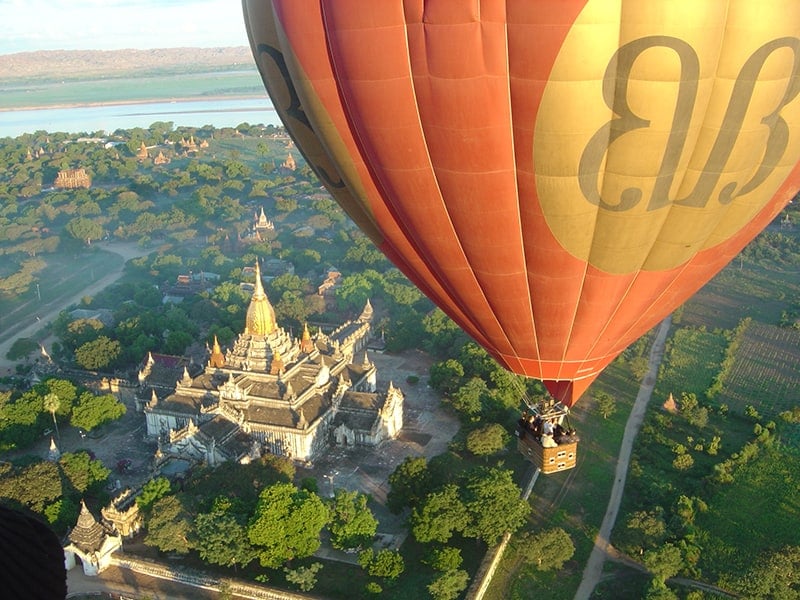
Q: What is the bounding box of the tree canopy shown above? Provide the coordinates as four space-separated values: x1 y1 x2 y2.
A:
247 482 329 568
328 489 378 551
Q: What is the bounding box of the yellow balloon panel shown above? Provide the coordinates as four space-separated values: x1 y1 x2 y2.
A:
535 0 800 274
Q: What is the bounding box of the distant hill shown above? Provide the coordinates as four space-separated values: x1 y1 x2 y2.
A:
0 47 256 81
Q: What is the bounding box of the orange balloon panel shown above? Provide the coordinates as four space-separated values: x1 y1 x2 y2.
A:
243 0 800 405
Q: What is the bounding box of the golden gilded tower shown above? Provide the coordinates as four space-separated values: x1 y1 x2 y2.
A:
245 262 277 336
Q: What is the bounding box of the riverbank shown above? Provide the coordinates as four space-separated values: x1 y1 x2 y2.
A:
0 93 267 114
0 96 278 138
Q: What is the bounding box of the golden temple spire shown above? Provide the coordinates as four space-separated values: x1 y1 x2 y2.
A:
245 261 277 336
300 322 314 354
209 335 226 368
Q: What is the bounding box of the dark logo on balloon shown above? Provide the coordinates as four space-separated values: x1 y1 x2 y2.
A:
256 43 345 191
579 36 800 212
536 24 800 274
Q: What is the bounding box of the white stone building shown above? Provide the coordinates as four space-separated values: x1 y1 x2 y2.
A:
141 263 404 466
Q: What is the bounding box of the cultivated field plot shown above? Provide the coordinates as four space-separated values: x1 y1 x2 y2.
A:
719 322 800 420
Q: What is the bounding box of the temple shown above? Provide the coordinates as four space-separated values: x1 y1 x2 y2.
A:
141 262 403 467
54 167 91 189
63 501 122 576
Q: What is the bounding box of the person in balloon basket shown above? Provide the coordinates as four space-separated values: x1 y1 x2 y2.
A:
541 419 558 447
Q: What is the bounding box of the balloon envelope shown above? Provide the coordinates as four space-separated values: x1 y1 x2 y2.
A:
243 0 800 405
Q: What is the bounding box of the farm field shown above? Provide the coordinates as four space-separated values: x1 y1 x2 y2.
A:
717 322 800 422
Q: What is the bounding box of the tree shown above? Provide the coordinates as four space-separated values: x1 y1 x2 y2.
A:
74 336 121 370
0 390 45 450
248 483 329 568
358 548 405 580
466 423 510 458
6 337 38 360
195 511 256 570
422 309 469 359
336 273 375 312
59 451 110 495
624 508 667 554
70 392 126 431
642 543 684 582
164 330 193 355
672 452 694 471
0 460 61 513
518 528 575 571
65 216 103 243
644 580 680 600
387 456 433 514
449 377 489 419
145 495 194 554
427 569 470 600
284 563 322 592
411 484 469 544
43 392 60 443
630 356 651 380
328 489 378 550
39 379 77 416
595 392 617 419
428 359 465 396
44 496 79 533
423 547 463 572
136 477 171 512
461 467 530 545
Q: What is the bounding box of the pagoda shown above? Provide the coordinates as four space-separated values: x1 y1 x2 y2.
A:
63 501 121 576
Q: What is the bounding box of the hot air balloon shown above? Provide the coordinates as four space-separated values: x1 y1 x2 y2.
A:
242 1 800 443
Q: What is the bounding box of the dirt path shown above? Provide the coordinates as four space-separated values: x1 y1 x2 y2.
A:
0 241 152 374
573 316 672 600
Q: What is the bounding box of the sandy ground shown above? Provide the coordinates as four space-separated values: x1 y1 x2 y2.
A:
0 241 152 375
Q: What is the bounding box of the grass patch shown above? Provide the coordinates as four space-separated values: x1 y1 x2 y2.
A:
0 247 124 346
681 260 800 331
697 444 800 581
654 326 728 400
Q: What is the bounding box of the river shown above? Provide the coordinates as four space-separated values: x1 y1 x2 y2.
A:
0 96 280 138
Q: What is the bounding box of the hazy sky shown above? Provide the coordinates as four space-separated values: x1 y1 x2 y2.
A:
0 0 249 54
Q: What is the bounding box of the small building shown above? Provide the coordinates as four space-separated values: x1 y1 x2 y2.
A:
101 489 142 538
63 501 121 576
254 207 275 233
54 168 91 189
318 269 342 297
282 153 297 170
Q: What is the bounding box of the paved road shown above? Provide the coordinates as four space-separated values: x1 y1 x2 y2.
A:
573 316 672 600
67 565 217 599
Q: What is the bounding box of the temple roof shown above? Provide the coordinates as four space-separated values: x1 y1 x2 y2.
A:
341 390 383 412
246 393 330 428
68 501 107 553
